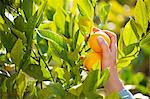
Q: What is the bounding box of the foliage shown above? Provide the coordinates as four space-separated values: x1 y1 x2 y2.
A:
0 0 150 98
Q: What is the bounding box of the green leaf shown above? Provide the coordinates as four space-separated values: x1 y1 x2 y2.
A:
10 39 23 70
37 83 65 98
135 0 148 33
1 79 8 99
105 92 120 99
26 0 47 43
36 34 48 54
78 16 93 34
53 7 65 34
145 0 150 21
11 28 27 43
55 67 65 82
140 33 150 47
14 15 27 32
77 0 94 18
15 70 28 98
22 0 33 21
26 80 37 97
140 33 150 54
69 83 83 96
70 0 78 15
90 0 97 7
47 83 65 97
133 72 144 85
37 29 68 51
1 79 7 92
123 43 138 56
86 92 103 99
130 19 143 40
117 56 135 68
123 20 138 46
83 70 99 95
72 30 79 50
98 2 111 27
118 31 125 58
48 40 73 66
6 73 18 93
0 31 17 52
45 8 56 21
0 0 5 15
24 64 51 81
98 68 109 86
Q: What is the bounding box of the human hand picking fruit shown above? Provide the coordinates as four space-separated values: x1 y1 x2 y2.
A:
88 27 111 53
83 27 111 71
83 28 133 98
82 27 124 92
97 30 133 99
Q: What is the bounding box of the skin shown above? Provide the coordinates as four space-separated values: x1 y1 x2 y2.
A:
97 30 124 95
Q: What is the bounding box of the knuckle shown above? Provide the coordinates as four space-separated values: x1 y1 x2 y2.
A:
111 32 117 39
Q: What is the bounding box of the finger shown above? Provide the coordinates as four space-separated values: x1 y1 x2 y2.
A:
97 36 110 55
102 30 117 69
97 36 110 69
103 30 117 53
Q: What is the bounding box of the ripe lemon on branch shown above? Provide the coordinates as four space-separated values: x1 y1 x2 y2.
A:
88 27 110 52
83 51 102 71
83 27 110 71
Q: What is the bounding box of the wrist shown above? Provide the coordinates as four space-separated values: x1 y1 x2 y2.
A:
104 71 124 94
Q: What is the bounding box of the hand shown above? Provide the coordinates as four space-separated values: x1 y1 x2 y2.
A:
97 30 124 94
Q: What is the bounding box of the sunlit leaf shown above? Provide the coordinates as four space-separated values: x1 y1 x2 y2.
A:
133 72 144 85
140 33 150 54
144 0 150 21
130 19 143 40
123 20 138 46
123 43 138 56
98 2 111 28
70 0 79 15
10 39 23 70
140 33 150 47
78 16 93 34
47 0 64 10
69 83 83 96
117 56 135 68
37 29 68 51
118 31 125 58
90 0 97 7
135 0 148 33
77 0 94 18
53 7 65 34
16 70 28 98
55 67 65 82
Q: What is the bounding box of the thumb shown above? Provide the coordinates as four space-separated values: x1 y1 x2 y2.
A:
97 36 110 69
97 36 110 55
